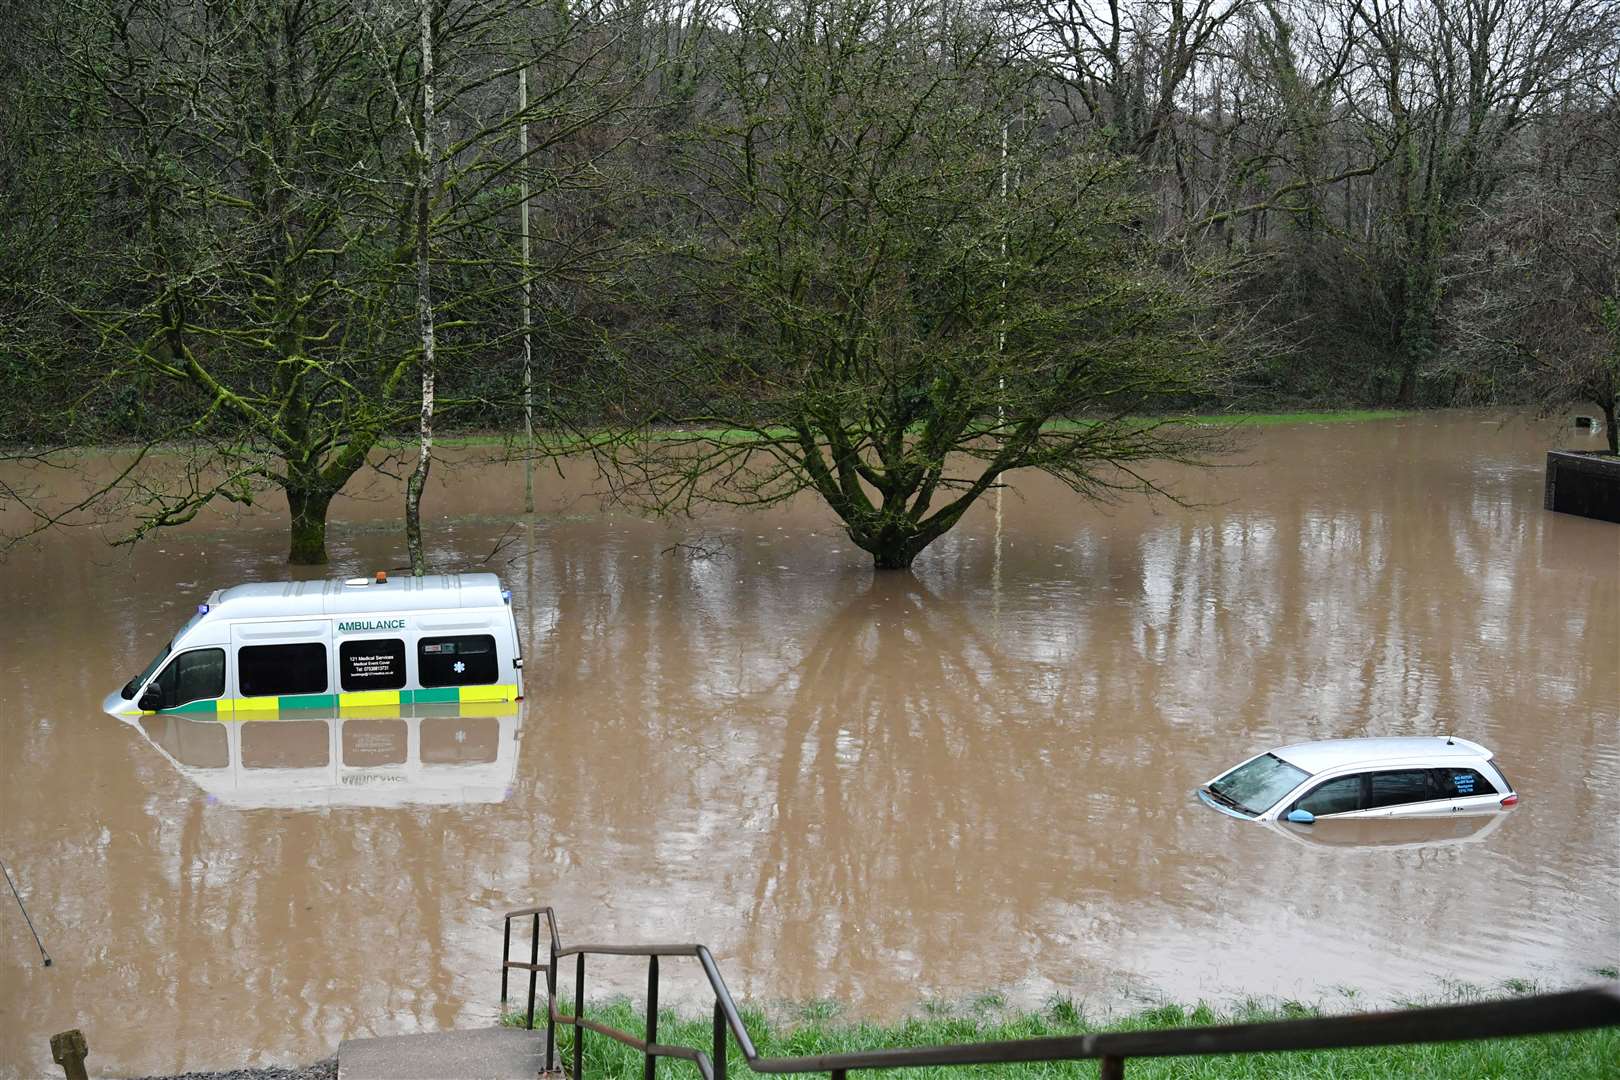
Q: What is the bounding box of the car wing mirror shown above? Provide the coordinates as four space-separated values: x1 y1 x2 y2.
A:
1285 809 1315 824
138 687 163 712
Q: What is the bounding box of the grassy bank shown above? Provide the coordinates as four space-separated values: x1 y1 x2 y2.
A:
504 988 1619 1079
390 409 1418 450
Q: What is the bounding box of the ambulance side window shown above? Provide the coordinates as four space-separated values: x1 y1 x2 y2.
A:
418 635 497 687
238 643 328 697
154 649 225 708
340 639 407 691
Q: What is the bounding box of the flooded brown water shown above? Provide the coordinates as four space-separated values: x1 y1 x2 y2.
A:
1 413 1616 1076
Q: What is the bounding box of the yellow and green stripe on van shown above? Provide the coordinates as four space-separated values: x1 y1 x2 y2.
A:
140 684 519 718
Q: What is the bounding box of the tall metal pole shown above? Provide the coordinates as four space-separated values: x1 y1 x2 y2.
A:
997 118 1007 422
519 65 534 514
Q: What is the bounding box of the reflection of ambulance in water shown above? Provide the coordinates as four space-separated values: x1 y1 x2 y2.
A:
131 707 521 808
104 572 523 719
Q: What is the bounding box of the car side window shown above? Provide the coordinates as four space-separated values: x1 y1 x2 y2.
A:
154 648 226 708
1296 775 1364 816
1366 770 1440 810
1433 768 1498 798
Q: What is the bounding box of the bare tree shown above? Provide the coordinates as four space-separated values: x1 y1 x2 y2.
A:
598 0 1241 571
1445 74 1620 449
1349 0 1620 403
363 0 651 569
26 0 441 561
1018 0 1253 154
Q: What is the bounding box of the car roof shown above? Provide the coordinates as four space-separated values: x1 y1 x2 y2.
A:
1271 736 1492 775
207 572 506 621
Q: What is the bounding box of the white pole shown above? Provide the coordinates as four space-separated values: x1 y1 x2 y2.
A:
519 65 534 514
997 118 1007 422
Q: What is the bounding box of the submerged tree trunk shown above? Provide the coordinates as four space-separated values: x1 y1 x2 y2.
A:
287 486 336 565
406 0 436 577
852 504 972 571
870 544 919 570
1602 399 1618 455
848 518 924 571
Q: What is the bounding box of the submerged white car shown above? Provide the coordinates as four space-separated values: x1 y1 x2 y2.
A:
1197 736 1518 823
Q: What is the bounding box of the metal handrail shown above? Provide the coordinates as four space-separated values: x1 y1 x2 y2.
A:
503 906 1620 1080
498 906 563 1063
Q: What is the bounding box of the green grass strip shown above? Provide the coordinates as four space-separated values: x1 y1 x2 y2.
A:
411 410 1417 448
504 993 1618 1079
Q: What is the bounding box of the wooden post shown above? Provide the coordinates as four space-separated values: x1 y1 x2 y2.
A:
49 1030 89 1080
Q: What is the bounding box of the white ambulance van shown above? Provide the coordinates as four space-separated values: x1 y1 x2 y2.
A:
104 572 523 719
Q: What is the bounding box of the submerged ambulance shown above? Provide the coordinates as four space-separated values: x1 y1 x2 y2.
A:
104 572 523 719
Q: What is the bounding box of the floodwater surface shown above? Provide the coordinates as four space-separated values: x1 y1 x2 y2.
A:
1 414 1616 1075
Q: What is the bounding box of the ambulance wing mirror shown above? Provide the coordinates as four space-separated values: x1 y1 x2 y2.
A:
138 687 163 712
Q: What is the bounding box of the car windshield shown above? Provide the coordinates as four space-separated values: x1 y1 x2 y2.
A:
122 641 172 699
1209 753 1310 816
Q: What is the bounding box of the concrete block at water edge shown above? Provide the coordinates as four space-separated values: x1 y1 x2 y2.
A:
337 1026 550 1080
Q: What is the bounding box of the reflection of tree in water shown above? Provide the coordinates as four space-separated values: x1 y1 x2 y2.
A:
740 575 1171 1003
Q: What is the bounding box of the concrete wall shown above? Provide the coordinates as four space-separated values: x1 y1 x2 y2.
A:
1545 451 1620 523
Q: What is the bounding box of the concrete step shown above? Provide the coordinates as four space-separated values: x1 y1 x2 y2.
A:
337 1026 555 1080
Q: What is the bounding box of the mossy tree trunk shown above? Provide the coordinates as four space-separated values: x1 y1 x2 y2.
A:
286 485 337 565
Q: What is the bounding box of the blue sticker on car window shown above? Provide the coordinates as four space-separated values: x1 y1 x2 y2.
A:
1453 773 1475 794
